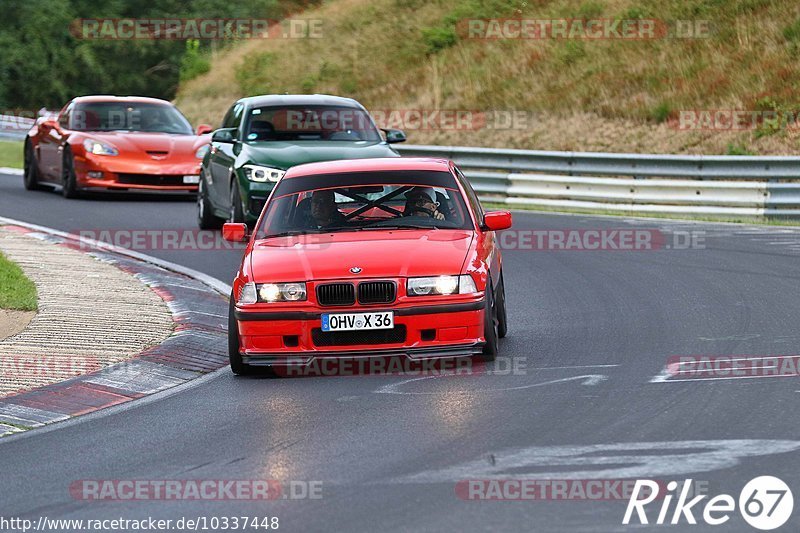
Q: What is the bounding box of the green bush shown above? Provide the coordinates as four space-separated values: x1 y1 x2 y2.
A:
179 40 211 82
421 26 458 54
651 102 673 123
726 143 754 155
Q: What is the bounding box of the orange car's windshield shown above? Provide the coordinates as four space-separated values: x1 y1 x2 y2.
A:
70 102 193 135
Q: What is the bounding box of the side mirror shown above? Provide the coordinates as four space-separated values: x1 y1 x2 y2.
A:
382 128 407 144
222 223 249 242
196 124 213 135
40 119 58 130
211 127 237 144
483 211 512 231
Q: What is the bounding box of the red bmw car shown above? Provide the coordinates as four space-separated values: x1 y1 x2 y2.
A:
223 157 512 375
23 95 213 197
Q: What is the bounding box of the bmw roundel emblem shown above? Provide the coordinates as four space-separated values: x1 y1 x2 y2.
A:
350 267 362 274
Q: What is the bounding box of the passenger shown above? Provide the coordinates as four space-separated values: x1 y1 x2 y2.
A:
404 187 445 220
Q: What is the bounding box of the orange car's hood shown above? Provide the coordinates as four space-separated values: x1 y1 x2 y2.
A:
249 229 475 282
85 131 207 155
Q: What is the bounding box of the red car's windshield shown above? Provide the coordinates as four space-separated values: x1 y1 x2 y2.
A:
257 171 475 238
70 102 194 135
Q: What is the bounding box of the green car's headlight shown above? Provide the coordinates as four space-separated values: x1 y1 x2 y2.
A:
407 275 477 296
243 165 285 183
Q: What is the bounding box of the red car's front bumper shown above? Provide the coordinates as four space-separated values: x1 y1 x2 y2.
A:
74 154 201 192
235 300 486 366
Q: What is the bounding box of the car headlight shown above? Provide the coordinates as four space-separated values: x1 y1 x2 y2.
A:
83 139 119 156
195 145 209 159
258 282 307 303
236 282 308 304
243 165 285 183
407 275 477 296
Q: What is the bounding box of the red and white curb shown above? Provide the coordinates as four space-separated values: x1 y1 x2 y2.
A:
0 217 232 437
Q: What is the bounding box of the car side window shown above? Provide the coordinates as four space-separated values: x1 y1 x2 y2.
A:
223 103 244 131
455 167 484 225
221 106 234 129
58 104 72 129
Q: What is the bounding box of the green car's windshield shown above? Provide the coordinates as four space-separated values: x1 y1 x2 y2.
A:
71 102 193 135
244 105 382 142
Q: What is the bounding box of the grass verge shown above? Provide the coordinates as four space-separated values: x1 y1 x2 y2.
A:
176 0 800 155
0 251 37 311
0 141 23 169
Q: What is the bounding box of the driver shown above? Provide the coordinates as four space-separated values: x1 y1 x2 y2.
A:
309 189 346 228
404 187 445 220
140 108 164 131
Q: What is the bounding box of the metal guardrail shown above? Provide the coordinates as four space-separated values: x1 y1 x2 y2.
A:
0 114 34 140
397 144 800 217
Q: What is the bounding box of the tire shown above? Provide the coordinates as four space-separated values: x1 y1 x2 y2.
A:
61 147 81 199
23 141 44 191
480 279 499 362
228 295 254 376
228 180 245 223
496 271 508 339
197 174 224 230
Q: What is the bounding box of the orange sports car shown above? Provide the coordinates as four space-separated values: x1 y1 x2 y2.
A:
23 95 213 198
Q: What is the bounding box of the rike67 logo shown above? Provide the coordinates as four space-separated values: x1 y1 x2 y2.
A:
624 476 794 530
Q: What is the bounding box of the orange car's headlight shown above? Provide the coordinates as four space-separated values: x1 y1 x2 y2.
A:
83 139 119 156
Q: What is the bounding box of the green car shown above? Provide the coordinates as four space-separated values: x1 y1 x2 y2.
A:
197 94 406 228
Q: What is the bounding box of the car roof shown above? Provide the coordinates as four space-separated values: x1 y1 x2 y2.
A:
236 94 365 109
285 158 453 178
71 95 174 106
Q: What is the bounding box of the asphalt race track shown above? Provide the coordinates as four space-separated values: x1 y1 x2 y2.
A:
1 173 799 531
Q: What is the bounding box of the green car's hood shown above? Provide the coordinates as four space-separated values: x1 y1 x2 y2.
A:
242 141 399 169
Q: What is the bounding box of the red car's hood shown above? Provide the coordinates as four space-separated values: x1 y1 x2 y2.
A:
86 132 207 154
249 230 475 282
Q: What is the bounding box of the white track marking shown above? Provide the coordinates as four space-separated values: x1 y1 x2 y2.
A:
375 374 607 395
391 440 800 483
655 374 798 383
532 364 619 370
649 367 673 383
651 354 799 383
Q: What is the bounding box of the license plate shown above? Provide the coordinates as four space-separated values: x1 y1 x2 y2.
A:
321 311 394 332
183 175 200 184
